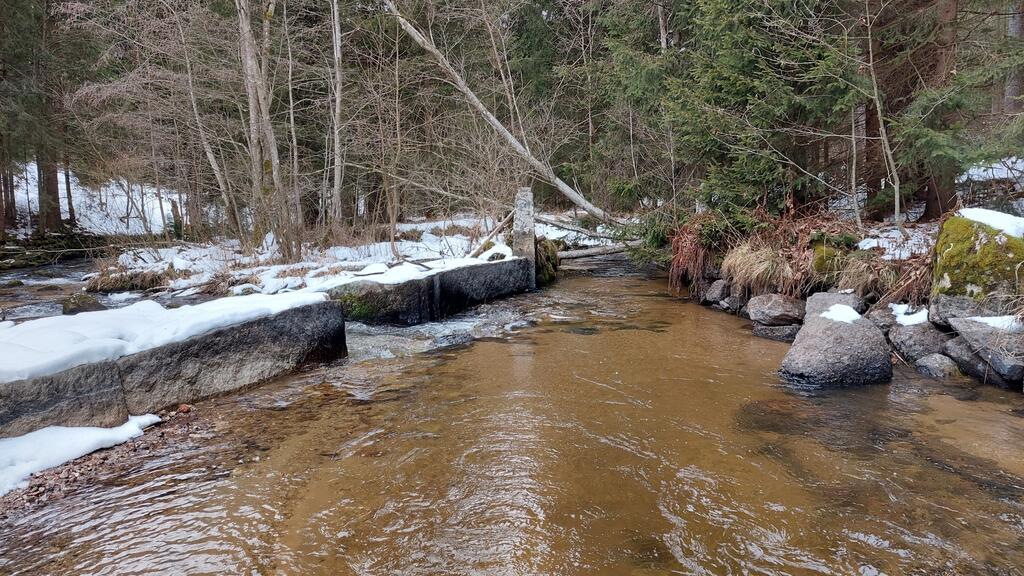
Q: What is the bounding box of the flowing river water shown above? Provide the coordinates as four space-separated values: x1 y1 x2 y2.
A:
2 272 1024 575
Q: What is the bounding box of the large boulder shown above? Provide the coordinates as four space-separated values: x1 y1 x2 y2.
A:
915 353 961 379
805 292 866 317
0 301 348 437
752 323 801 343
948 317 1024 383
779 306 892 387
747 294 806 326
943 336 1012 389
703 280 730 304
928 294 995 328
931 214 1024 307
889 322 952 362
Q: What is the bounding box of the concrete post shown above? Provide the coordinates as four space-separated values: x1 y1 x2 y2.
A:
512 186 536 289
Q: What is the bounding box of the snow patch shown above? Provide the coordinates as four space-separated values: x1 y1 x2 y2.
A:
958 157 1024 185
821 304 861 324
958 208 1024 238
0 414 161 496
0 291 326 383
967 315 1024 332
857 225 937 260
889 303 929 326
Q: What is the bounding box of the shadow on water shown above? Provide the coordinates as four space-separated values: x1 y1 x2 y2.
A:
2 274 1024 575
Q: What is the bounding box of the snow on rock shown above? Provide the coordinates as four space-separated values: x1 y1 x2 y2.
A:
889 303 929 326
0 414 161 496
967 315 1024 332
12 162 178 237
958 208 1024 238
0 291 327 383
821 304 861 324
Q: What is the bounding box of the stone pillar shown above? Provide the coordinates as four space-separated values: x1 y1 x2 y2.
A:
512 186 536 289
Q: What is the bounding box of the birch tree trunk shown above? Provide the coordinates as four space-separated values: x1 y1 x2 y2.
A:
236 0 298 258
329 0 346 223
383 0 616 223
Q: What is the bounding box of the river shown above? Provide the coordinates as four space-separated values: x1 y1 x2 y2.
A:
2 273 1024 575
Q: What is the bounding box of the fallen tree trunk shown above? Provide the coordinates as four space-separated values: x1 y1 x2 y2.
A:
558 242 640 260
383 1 617 224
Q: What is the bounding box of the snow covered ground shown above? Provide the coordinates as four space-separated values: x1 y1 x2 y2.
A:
0 291 326 383
958 157 1024 187
857 224 938 260
102 213 601 299
10 162 177 237
0 415 160 497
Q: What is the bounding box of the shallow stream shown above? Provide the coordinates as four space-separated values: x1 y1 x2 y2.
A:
2 274 1024 574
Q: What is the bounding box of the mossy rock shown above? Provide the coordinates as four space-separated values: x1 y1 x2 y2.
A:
62 293 107 315
535 238 560 287
932 216 1024 305
812 244 844 274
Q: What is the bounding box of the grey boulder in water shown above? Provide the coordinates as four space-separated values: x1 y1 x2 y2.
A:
779 310 892 388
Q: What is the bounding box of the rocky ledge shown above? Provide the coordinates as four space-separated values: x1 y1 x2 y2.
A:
0 301 347 438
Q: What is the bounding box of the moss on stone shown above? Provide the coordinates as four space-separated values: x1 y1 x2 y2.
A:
535 238 560 286
812 244 843 274
334 290 385 321
932 215 1024 303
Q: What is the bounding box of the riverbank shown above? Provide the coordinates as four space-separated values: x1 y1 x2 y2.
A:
3 274 1024 574
674 208 1024 391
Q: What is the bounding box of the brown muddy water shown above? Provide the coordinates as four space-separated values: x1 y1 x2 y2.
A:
3 275 1024 575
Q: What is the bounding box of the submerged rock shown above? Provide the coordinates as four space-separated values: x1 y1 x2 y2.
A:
703 280 730 304
805 292 866 317
752 323 801 343
948 317 1024 383
889 323 952 362
779 308 892 388
747 294 805 326
943 336 1013 389
915 353 961 379
929 294 994 328
61 294 107 315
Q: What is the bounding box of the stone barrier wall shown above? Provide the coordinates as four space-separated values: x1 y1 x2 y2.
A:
0 301 347 438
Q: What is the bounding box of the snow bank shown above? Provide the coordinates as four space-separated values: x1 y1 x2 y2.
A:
889 303 929 326
12 162 178 237
958 208 1024 238
821 304 861 324
0 291 326 383
0 414 160 496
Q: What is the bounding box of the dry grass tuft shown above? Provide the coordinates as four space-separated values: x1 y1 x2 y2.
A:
669 224 712 293
721 241 799 297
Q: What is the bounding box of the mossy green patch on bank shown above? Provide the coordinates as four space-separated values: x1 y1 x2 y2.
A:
812 244 843 275
333 289 388 322
535 238 560 287
932 216 1024 304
